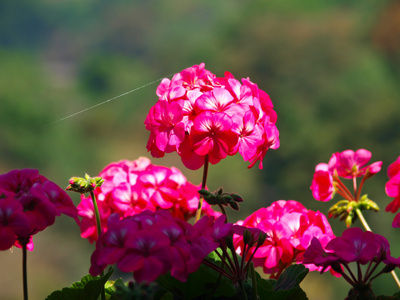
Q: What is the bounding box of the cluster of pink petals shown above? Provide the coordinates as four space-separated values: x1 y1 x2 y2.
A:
145 63 279 170
304 227 400 279
233 200 336 277
311 149 382 202
0 169 78 251
385 156 400 226
90 210 230 283
77 157 219 242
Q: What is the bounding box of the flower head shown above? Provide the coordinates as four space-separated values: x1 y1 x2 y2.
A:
328 149 381 179
90 210 224 283
145 63 279 169
386 156 400 215
304 227 400 288
0 169 78 250
310 163 334 202
77 157 220 242
234 200 335 278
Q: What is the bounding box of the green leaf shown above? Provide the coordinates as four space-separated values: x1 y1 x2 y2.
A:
274 264 309 291
45 268 114 300
156 259 236 299
255 265 309 300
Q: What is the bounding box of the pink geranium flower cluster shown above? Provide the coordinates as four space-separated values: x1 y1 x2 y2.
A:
311 149 382 202
385 156 400 226
303 227 400 287
0 169 78 250
89 210 230 283
234 200 336 278
145 63 279 170
77 157 219 242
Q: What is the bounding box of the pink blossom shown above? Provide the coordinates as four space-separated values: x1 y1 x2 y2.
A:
77 158 219 242
310 163 334 202
326 227 380 264
144 101 185 153
234 200 335 278
392 213 400 228
388 155 400 179
328 149 381 179
90 210 223 283
231 111 263 161
190 111 238 164
386 156 400 214
0 194 30 250
302 237 339 273
145 63 279 169
304 227 400 285
385 174 400 213
0 169 78 250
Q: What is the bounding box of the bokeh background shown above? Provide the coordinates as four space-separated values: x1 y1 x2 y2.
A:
1 0 400 299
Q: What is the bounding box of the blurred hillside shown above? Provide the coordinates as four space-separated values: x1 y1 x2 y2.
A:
1 0 400 299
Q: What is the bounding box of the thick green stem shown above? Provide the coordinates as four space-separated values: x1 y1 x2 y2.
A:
89 190 102 239
355 208 400 288
89 190 105 300
195 155 209 222
22 242 28 300
238 279 248 300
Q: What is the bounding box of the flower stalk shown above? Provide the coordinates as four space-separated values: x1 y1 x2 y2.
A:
22 241 28 300
195 155 209 222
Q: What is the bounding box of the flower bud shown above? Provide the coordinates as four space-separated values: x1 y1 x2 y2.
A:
243 228 253 245
66 174 104 194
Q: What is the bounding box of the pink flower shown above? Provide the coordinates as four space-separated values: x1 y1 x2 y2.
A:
234 200 335 278
145 63 279 169
231 111 264 161
90 210 223 283
304 227 400 286
388 156 400 179
0 169 78 250
310 163 334 202
302 237 339 273
328 149 381 179
392 213 400 228
326 227 380 264
77 158 220 242
144 101 185 153
118 229 171 282
386 156 400 214
190 112 238 164
0 194 30 250
385 174 400 213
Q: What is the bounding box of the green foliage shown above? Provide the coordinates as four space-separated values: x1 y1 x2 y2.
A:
155 253 308 300
45 268 114 300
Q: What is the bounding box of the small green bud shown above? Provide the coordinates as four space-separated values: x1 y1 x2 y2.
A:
66 174 104 194
229 202 239 211
198 189 213 197
224 235 234 250
243 228 253 245
257 232 268 247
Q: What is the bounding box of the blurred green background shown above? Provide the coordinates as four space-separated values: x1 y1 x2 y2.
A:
1 0 400 299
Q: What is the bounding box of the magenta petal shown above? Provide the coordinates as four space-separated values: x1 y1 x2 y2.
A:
392 213 400 228
0 227 16 250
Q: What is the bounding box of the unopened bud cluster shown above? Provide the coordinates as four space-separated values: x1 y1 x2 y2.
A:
66 174 104 194
198 188 243 211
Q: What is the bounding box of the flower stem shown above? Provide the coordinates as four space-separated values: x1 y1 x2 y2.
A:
89 190 102 240
355 208 400 288
238 279 248 300
195 155 209 222
89 190 105 300
22 242 28 300
335 178 354 201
